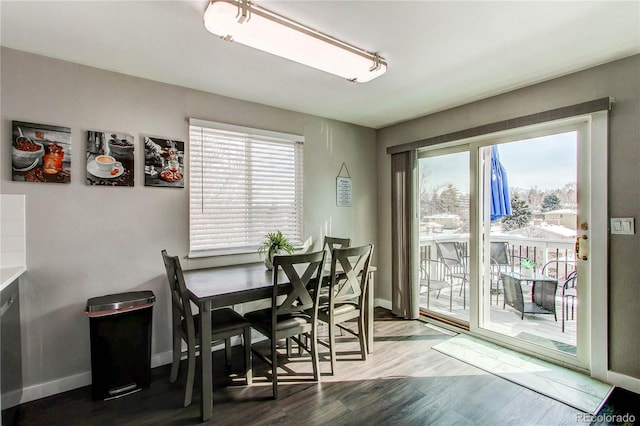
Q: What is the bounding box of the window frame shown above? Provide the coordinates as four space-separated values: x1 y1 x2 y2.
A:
188 118 304 258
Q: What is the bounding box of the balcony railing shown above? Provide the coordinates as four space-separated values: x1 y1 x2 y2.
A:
419 233 576 284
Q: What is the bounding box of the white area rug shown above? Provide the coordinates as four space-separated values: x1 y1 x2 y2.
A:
432 334 613 414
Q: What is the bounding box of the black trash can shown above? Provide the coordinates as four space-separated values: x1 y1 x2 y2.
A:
85 291 155 401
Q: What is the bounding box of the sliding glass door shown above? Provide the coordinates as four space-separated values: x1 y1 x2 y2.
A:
416 115 606 371
418 148 470 326
476 132 580 358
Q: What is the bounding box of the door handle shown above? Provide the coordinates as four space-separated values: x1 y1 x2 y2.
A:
575 235 588 260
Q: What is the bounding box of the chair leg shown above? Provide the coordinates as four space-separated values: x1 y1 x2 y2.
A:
571 298 575 320
225 337 232 372
358 314 367 360
170 334 181 383
286 338 293 358
184 346 196 407
244 327 252 385
562 297 566 333
271 337 279 399
311 326 319 382
328 320 336 376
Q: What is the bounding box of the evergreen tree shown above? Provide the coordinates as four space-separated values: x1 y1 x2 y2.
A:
541 193 562 212
502 194 532 231
438 184 460 214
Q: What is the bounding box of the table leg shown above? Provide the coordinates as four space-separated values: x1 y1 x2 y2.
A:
366 271 374 354
199 300 212 422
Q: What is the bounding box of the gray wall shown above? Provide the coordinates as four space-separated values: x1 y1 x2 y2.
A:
376 54 640 379
0 48 378 398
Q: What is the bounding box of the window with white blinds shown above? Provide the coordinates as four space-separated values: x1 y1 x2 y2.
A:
189 119 304 257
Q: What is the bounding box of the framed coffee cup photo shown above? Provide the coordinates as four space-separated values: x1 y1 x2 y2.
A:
86 130 134 186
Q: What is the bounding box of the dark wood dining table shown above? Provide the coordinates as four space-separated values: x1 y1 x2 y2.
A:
183 261 375 422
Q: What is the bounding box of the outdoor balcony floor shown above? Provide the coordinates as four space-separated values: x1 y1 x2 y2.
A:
420 284 577 354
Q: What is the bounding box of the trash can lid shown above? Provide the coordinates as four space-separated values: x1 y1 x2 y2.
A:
86 290 155 313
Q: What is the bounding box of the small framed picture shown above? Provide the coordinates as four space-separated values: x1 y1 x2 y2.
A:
336 176 352 207
11 121 72 183
143 136 184 188
86 130 134 186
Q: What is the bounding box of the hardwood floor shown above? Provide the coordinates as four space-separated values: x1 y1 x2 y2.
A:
8 309 638 425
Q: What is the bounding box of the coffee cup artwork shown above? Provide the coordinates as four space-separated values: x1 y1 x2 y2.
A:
86 131 134 186
95 155 122 173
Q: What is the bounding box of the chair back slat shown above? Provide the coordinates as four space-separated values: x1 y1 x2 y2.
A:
501 273 524 312
161 250 195 338
490 242 511 266
323 236 351 263
436 242 463 268
563 270 578 290
272 251 326 316
323 236 351 251
330 244 374 304
541 259 576 281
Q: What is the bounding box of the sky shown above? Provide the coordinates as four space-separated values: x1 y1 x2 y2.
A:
498 132 577 191
419 131 577 194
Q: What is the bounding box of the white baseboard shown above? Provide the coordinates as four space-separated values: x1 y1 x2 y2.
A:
19 371 91 407
2 388 24 410
151 349 174 369
608 370 640 394
17 339 257 406
375 298 391 310
17 350 177 406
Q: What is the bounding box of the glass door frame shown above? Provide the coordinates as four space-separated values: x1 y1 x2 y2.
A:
416 112 608 377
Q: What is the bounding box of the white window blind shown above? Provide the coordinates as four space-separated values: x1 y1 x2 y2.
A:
189 119 304 257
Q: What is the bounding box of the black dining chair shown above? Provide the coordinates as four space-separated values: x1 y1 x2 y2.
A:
321 236 352 287
317 244 373 375
245 250 326 399
323 236 351 253
161 250 252 407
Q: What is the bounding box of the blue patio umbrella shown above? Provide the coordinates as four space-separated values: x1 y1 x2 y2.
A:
490 145 512 221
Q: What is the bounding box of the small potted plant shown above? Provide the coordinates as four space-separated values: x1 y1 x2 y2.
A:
258 231 295 270
520 258 535 277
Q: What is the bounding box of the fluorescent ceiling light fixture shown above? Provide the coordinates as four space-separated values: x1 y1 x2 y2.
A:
203 0 387 83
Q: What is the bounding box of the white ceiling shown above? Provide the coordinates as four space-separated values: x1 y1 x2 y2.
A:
1 1 639 129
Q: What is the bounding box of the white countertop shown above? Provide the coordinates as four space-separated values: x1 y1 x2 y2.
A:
1 266 26 292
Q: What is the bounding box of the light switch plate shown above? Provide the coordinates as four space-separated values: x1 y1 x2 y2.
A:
610 217 635 235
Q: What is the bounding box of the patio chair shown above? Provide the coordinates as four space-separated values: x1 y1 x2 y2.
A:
561 270 577 332
419 245 453 311
489 241 512 305
436 241 469 309
501 273 557 321
540 259 576 282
